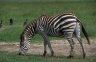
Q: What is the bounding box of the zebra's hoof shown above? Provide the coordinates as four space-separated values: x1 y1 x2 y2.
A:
67 55 73 58
18 52 25 55
83 53 86 58
43 51 47 56
51 51 54 56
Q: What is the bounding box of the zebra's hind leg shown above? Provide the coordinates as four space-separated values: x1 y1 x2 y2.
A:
76 37 86 58
67 38 74 58
64 32 74 58
74 23 86 58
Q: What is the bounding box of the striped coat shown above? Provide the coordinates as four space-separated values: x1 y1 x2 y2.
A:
19 13 90 58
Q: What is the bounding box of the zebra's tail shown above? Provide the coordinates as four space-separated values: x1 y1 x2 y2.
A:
81 24 90 45
76 18 90 45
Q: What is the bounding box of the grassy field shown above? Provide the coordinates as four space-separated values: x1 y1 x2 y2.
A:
0 51 96 62
0 0 96 62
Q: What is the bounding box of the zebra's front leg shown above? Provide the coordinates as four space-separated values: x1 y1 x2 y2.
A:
42 36 54 56
39 26 54 56
47 40 54 56
43 40 47 56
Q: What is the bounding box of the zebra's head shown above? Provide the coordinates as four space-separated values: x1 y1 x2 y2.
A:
19 33 30 55
18 20 37 55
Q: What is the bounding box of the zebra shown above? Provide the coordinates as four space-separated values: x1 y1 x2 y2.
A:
19 13 90 58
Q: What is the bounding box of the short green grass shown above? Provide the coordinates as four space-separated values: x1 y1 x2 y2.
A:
0 51 96 62
0 0 96 62
0 0 96 42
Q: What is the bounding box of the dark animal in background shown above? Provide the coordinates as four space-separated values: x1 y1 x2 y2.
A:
0 20 2 28
23 19 28 26
10 18 13 25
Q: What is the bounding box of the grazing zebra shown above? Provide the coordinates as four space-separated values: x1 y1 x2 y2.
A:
19 13 90 58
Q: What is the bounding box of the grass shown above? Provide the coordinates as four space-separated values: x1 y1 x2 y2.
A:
0 0 96 62
0 51 96 62
0 0 96 42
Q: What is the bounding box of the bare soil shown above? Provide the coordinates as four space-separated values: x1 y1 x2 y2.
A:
0 39 96 57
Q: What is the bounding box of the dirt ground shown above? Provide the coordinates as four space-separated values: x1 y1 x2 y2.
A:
0 38 96 57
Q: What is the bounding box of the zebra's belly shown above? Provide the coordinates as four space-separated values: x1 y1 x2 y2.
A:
46 30 63 37
43 26 63 36
47 33 61 37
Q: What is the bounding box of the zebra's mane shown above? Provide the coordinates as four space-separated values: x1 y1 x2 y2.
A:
22 20 37 38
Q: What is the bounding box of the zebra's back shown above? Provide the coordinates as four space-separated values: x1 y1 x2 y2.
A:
36 13 78 36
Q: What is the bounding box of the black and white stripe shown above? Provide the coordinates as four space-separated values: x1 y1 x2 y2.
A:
19 13 90 58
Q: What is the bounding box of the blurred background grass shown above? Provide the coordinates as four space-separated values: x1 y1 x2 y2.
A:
0 0 96 42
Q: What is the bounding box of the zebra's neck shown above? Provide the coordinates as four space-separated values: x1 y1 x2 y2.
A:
23 21 37 41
